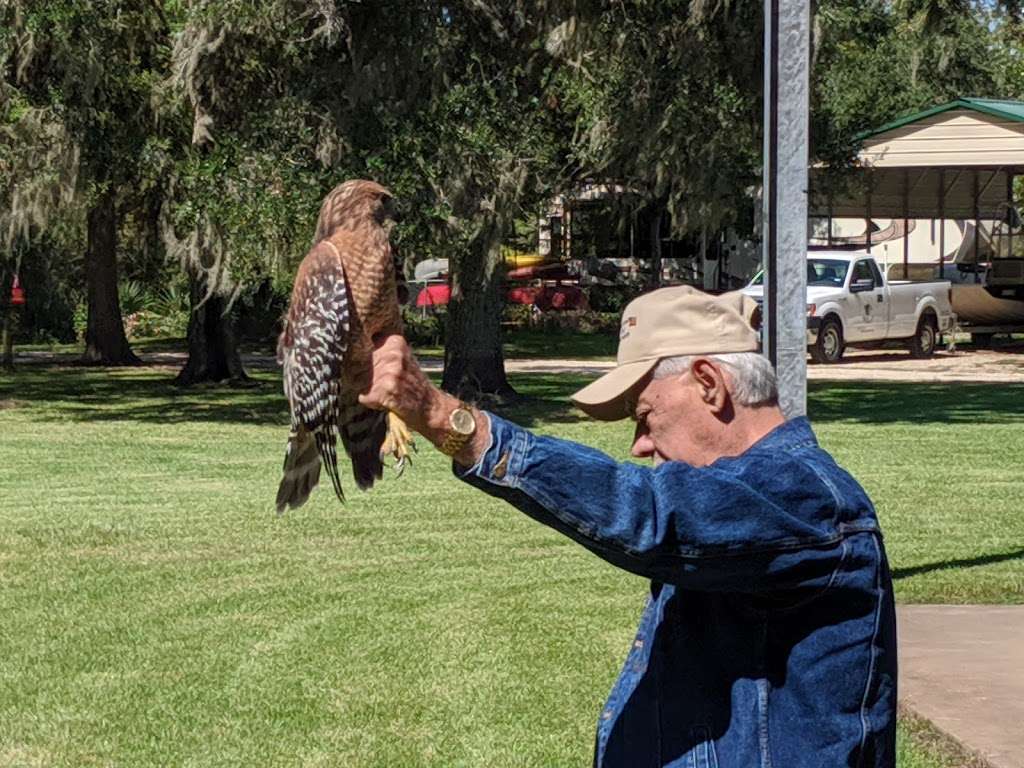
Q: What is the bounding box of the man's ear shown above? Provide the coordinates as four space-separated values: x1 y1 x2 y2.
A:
690 358 729 414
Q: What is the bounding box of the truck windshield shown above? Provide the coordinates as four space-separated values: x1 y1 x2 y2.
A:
807 259 849 287
748 258 850 287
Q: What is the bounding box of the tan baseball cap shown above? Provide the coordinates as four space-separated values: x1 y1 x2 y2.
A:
571 286 760 421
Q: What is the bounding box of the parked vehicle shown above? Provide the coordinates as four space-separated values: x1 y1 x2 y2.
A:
743 251 955 363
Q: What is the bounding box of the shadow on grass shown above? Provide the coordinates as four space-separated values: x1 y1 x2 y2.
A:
807 380 1024 425
500 376 1024 428
497 372 595 426
3 364 1023 428
892 548 1024 581
502 329 618 360
0 365 290 425
0 365 595 428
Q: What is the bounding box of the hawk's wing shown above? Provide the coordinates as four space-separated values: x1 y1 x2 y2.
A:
277 257 350 511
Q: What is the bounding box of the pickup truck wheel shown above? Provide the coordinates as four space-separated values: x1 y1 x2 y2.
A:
910 316 938 359
810 318 844 364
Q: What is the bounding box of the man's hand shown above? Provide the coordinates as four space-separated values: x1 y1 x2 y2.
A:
357 334 448 434
358 335 490 465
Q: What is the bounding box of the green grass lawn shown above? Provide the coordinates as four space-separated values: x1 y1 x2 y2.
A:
1 363 1020 766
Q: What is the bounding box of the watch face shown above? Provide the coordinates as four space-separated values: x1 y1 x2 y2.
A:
450 408 476 435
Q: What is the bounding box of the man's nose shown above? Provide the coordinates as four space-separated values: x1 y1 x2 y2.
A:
631 431 654 458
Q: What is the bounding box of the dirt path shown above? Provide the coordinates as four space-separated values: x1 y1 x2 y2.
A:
803 344 1024 383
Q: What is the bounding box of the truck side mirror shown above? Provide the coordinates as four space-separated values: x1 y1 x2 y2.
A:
850 278 875 293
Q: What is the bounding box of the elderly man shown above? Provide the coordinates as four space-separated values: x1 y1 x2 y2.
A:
359 286 897 767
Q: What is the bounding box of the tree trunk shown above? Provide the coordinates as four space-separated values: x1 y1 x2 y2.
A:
442 219 516 402
175 272 248 386
83 191 139 365
1 304 15 372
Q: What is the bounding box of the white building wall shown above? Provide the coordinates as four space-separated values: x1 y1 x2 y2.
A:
861 110 1024 168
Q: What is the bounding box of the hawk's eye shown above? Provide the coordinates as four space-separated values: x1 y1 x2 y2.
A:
381 195 401 223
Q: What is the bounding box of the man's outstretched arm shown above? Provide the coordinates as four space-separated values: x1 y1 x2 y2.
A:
357 334 848 592
357 334 491 468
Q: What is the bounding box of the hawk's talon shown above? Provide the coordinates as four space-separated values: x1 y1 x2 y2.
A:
394 455 410 477
381 411 415 476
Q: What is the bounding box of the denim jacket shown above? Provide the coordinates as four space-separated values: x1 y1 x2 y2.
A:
458 414 897 768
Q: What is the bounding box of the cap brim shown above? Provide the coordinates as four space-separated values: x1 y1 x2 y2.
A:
570 358 659 421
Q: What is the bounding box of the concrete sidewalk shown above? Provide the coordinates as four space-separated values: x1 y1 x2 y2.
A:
898 605 1024 768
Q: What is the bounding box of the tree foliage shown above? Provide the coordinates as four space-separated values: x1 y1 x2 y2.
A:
163 1 574 395
376 3 572 397
812 0 1009 163
558 1 764 236
3 0 1023 385
1 0 177 364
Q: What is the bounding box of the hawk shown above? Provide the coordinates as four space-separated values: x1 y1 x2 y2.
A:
275 179 413 512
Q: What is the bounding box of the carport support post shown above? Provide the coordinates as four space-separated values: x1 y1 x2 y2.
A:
762 0 810 419
866 173 873 253
1007 172 1014 260
825 192 833 246
938 169 946 279
903 168 910 279
974 169 981 283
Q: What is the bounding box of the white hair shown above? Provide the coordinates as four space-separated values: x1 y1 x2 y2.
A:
652 353 778 407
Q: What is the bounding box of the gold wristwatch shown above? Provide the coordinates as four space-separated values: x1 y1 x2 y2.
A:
438 404 476 456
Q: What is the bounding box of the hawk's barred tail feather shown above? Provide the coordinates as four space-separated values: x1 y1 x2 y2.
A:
314 426 345 503
276 428 322 513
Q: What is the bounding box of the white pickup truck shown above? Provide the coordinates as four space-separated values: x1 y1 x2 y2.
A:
743 251 955 363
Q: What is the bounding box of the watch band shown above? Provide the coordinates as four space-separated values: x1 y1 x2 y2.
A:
438 430 470 457
438 404 475 457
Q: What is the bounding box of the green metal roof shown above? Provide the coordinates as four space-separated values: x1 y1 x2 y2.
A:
856 98 1024 141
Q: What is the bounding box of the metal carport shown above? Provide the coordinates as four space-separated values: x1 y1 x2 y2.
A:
809 98 1024 283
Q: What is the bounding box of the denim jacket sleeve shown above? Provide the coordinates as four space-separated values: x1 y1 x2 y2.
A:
457 413 858 592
